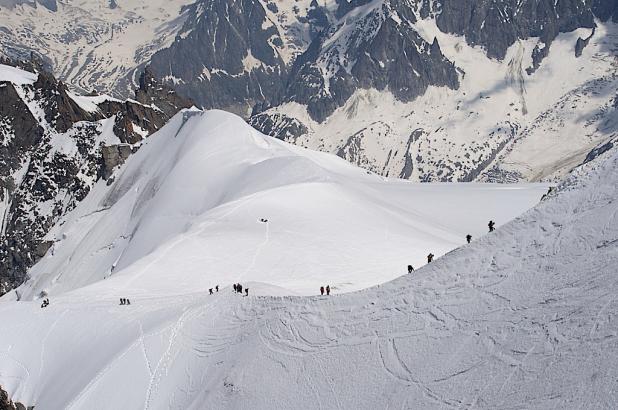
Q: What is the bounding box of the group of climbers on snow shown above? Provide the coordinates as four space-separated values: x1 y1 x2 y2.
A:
319 285 331 296
209 285 219 295
119 298 131 305
234 283 249 296
408 220 497 273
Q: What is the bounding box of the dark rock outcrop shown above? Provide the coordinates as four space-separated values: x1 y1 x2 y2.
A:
249 113 308 141
148 0 286 117
285 2 460 123
101 144 132 179
0 60 189 295
575 28 596 57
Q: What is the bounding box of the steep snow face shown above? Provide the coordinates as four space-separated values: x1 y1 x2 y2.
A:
0 0 194 95
0 62 190 295
9 109 547 301
256 21 618 183
0 116 616 409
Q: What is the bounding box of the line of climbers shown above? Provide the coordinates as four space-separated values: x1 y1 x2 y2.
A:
408 220 497 273
233 283 249 296
319 285 331 296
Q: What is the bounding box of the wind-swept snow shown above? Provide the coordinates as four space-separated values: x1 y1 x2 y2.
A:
1 110 600 409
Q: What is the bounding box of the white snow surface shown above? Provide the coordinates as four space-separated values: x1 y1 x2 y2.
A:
10 109 547 300
1 110 606 409
0 63 37 84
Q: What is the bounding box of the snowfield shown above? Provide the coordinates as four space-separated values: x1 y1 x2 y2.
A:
1 110 614 409
8 109 547 299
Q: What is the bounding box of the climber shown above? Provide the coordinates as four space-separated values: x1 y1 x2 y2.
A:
326 285 331 296
466 234 472 244
427 253 434 263
320 286 325 295
209 288 213 295
408 265 414 274
215 285 219 292
488 220 495 232
245 288 249 296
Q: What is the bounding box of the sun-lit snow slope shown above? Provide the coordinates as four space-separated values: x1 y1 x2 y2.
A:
267 21 618 183
0 120 615 410
8 109 547 300
0 0 193 95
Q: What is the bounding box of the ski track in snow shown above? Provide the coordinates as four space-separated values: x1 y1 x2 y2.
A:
238 218 270 283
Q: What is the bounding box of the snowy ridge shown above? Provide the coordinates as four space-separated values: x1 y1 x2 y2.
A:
11 109 547 300
0 113 616 409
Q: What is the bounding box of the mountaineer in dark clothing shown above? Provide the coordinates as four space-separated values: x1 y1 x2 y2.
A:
427 253 434 263
238 284 243 294
488 220 495 232
408 265 414 273
326 285 330 295
245 288 249 296
320 286 325 295
209 288 213 295
466 234 472 244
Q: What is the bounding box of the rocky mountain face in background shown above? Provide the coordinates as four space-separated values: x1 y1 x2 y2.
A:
2 0 617 183
148 0 288 117
146 0 617 182
249 0 618 182
0 60 191 296
0 0 195 95
145 0 616 118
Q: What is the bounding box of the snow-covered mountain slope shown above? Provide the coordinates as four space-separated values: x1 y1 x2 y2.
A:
0 0 194 95
254 20 618 183
8 109 547 301
0 113 616 409
0 61 191 295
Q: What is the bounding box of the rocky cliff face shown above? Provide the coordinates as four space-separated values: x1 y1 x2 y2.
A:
145 0 616 122
147 0 288 117
0 60 191 296
1 0 617 184
248 0 618 182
